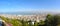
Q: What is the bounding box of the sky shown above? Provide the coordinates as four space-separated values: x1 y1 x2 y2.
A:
0 0 60 13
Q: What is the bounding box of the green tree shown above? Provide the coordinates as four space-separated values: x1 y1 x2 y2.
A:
38 20 45 26
54 15 60 26
34 21 38 26
45 14 57 26
28 20 33 26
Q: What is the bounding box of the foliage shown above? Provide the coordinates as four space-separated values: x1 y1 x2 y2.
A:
0 14 60 26
39 20 45 25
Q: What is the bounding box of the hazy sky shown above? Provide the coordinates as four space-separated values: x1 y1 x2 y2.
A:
0 0 60 13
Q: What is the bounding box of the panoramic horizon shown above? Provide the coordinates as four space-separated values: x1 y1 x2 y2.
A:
0 0 60 13
0 0 60 26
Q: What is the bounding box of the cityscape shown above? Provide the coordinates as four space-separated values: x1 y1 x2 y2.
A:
0 0 60 26
0 14 47 21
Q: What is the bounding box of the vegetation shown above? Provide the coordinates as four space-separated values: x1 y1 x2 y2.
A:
0 14 60 26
